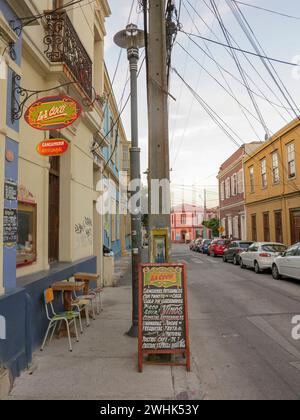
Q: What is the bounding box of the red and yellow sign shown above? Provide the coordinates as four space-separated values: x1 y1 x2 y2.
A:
143 266 182 288
37 139 69 156
25 95 82 131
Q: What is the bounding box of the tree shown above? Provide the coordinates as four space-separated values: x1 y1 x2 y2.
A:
202 218 220 238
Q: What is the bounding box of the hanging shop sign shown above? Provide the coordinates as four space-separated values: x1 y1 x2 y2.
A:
25 95 82 131
138 263 190 373
36 139 69 156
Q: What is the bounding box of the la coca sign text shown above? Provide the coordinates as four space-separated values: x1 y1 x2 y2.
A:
25 95 82 131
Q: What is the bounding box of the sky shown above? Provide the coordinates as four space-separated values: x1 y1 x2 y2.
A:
104 0 300 208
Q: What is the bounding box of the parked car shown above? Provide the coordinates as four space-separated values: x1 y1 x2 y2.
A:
223 241 253 265
272 243 300 281
189 240 196 251
189 238 201 251
208 239 231 257
240 242 287 274
198 239 212 254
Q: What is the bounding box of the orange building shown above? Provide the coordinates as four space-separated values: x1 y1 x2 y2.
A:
244 118 300 246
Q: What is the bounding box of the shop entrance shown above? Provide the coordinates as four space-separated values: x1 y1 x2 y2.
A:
49 156 60 263
291 209 300 244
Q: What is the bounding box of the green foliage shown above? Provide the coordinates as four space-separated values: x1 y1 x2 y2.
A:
202 218 220 238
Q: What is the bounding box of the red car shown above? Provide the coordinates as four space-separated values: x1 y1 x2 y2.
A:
208 239 231 257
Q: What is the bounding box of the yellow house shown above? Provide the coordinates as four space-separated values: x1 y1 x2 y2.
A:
244 118 300 246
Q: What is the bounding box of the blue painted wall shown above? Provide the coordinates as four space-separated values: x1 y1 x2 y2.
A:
3 138 19 291
0 257 97 379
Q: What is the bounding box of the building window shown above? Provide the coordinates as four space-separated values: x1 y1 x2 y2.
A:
237 169 244 194
225 178 231 199
233 216 239 239
274 211 283 244
231 174 237 196
249 167 255 193
272 152 280 184
261 159 267 188
263 212 270 242
17 202 37 267
287 143 296 178
251 214 257 241
181 214 186 225
220 181 225 201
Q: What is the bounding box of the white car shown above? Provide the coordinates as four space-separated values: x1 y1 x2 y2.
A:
272 243 300 281
240 242 287 274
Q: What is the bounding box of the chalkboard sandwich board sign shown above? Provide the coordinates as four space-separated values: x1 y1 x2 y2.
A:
138 263 190 373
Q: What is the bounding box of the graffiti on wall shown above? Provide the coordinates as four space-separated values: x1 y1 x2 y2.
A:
75 217 93 248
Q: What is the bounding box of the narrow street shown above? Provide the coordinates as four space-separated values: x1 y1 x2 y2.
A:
172 244 300 400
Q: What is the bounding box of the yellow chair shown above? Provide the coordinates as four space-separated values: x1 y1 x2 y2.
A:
40 288 80 352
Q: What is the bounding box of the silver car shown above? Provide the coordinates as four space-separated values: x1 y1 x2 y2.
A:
240 242 287 274
272 243 300 281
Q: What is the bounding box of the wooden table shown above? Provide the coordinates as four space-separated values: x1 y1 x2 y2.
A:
74 273 100 295
52 281 85 312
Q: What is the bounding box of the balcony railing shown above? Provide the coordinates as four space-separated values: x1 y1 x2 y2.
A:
43 11 93 98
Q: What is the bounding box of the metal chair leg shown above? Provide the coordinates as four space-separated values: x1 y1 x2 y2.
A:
40 321 53 351
91 300 96 320
49 321 58 343
85 305 90 327
73 317 79 342
65 319 73 352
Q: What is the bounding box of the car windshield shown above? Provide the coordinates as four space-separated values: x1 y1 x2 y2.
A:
204 240 211 245
217 240 228 245
239 242 252 249
262 244 287 253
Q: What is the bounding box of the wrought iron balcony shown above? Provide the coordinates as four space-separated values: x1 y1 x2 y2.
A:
43 11 93 99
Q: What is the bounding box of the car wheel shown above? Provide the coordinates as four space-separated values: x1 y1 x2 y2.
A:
254 261 261 274
233 255 239 266
240 259 246 269
223 255 227 263
272 264 281 280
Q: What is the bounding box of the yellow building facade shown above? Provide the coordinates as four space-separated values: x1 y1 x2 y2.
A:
244 118 300 246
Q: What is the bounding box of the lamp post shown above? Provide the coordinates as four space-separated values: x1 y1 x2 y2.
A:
114 24 145 337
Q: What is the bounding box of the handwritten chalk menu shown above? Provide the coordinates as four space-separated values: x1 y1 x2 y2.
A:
3 208 18 245
4 180 18 201
138 264 190 372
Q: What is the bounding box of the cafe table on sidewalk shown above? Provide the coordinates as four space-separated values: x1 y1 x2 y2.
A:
73 272 100 294
51 280 86 338
52 280 86 311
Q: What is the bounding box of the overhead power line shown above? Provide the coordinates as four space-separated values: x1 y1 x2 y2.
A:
179 30 300 67
186 0 294 121
232 1 300 20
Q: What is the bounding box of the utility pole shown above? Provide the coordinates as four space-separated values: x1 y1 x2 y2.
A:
114 24 144 337
147 0 171 261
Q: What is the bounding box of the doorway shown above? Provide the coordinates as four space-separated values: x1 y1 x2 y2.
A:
290 209 300 244
49 156 60 263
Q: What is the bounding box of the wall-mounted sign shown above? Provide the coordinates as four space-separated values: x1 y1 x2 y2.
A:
4 180 18 201
36 139 69 156
25 95 82 131
138 263 190 372
3 208 18 246
5 149 15 162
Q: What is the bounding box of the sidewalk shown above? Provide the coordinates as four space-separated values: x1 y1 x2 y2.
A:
7 255 202 400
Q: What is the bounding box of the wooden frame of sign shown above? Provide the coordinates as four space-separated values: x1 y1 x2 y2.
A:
138 263 191 373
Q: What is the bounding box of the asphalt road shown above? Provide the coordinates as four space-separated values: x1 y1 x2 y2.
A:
172 243 300 400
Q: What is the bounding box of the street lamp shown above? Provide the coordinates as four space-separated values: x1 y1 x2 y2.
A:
114 24 145 338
